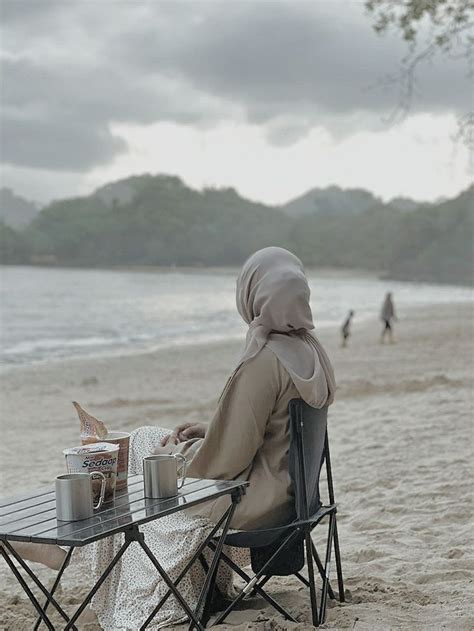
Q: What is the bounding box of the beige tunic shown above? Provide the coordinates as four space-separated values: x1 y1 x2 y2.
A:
163 346 300 531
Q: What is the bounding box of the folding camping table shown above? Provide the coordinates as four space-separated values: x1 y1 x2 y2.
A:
0 474 247 630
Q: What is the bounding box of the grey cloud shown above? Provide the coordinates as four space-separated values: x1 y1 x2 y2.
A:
1 0 63 22
1 0 470 173
264 116 313 147
119 2 467 117
1 55 226 170
2 115 126 171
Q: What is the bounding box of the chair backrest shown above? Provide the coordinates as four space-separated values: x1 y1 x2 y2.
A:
288 398 328 521
248 399 329 575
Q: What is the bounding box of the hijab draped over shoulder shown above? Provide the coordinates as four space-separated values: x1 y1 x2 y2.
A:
227 246 336 408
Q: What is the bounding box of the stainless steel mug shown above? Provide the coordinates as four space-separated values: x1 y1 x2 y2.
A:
55 472 106 521
143 454 187 499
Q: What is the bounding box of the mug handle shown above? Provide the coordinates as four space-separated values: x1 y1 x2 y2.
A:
174 454 187 490
89 471 106 510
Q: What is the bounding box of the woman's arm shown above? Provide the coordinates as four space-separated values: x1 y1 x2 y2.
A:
157 348 281 480
161 422 207 446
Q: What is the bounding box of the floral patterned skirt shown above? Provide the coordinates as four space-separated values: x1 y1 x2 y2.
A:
75 426 249 630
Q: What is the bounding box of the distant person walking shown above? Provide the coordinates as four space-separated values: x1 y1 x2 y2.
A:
380 292 396 343
341 310 355 347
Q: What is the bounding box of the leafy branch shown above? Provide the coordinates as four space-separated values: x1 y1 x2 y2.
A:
366 0 474 150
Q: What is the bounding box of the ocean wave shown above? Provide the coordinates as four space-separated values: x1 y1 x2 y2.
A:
1 335 128 356
0 327 245 368
1 267 472 367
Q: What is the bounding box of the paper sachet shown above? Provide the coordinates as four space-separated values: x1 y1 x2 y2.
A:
73 401 108 443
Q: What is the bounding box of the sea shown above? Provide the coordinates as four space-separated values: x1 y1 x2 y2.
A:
1 265 472 367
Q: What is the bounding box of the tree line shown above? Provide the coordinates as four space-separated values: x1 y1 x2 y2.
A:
0 175 472 285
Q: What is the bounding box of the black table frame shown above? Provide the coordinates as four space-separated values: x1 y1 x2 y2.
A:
0 475 246 630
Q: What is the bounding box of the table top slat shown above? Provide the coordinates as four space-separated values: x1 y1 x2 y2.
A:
0 503 57 530
55 480 243 546
0 475 246 546
0 486 54 511
0 491 55 517
0 476 206 531
0 475 141 523
6 479 218 540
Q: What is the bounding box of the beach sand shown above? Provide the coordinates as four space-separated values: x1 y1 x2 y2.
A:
0 302 473 630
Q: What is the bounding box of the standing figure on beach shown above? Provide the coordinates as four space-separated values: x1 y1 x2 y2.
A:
8 247 336 630
341 310 355 348
380 292 396 344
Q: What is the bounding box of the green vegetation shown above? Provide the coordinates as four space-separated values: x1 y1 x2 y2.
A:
0 188 38 228
0 221 28 264
281 185 382 217
0 175 472 285
288 186 473 284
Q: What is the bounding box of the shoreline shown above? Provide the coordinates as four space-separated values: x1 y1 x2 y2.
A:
2 262 473 287
1 299 472 375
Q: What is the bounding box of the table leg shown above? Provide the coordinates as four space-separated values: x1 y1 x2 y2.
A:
137 535 205 631
2 541 77 630
64 537 132 631
1 543 55 631
139 503 235 630
33 547 74 630
189 500 237 631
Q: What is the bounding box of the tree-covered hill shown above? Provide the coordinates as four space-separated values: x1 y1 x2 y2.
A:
281 185 382 217
386 187 473 284
0 174 472 285
1 175 293 267
0 188 39 228
287 185 473 284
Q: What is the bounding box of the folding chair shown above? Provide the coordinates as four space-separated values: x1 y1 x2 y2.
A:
204 398 345 627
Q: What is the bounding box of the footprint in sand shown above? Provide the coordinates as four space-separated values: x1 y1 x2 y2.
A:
352 548 385 562
350 519 391 531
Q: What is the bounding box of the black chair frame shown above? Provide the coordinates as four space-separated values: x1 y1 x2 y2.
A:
202 399 345 628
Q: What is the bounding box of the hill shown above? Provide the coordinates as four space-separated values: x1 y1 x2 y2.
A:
0 188 39 228
287 186 473 284
386 186 473 284
7 175 292 267
281 185 382 217
387 197 426 212
0 175 471 285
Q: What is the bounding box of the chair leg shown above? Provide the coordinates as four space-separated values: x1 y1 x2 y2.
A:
250 574 271 596
211 533 300 625
295 571 310 587
304 531 319 627
212 549 297 624
199 553 209 573
311 542 336 600
319 513 336 624
333 516 345 603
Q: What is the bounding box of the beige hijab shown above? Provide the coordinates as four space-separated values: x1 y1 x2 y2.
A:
230 246 336 408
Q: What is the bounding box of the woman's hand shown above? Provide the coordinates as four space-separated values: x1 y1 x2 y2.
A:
160 422 207 447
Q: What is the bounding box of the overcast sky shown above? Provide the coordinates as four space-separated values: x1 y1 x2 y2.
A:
1 0 472 206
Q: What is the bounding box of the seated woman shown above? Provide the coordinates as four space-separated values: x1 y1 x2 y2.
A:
12 247 336 630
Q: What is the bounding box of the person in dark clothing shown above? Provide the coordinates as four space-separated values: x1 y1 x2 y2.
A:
380 292 396 343
341 310 355 347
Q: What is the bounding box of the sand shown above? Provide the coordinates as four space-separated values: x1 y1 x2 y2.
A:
0 302 473 630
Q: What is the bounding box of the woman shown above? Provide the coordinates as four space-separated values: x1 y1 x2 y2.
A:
14 247 336 629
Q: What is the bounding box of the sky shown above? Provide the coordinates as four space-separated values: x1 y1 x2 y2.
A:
1 0 472 206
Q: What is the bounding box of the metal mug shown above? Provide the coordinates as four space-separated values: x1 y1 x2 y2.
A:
143 454 187 499
55 472 106 521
